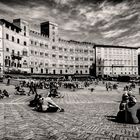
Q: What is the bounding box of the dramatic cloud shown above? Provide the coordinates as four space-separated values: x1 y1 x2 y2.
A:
102 29 129 38
0 0 140 47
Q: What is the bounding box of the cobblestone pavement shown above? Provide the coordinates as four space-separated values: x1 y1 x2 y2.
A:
0 82 140 139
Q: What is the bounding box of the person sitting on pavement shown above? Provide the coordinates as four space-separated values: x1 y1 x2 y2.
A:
29 94 42 107
35 94 64 112
15 84 25 95
117 92 130 122
3 89 9 97
48 89 64 98
117 92 138 124
125 95 140 124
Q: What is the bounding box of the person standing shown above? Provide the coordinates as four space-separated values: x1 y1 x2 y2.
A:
28 82 34 95
7 77 11 86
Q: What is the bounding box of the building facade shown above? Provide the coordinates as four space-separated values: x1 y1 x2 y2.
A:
0 18 95 75
95 45 138 78
0 18 138 77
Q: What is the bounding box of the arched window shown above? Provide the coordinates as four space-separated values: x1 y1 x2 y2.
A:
22 49 28 56
23 60 27 65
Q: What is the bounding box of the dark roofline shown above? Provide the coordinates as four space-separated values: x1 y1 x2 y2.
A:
0 19 21 31
41 21 58 26
94 44 138 49
59 38 94 45
69 40 94 45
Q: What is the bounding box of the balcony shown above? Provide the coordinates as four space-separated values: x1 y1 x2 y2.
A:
11 53 22 60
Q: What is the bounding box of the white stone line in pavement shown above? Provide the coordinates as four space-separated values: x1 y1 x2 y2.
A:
0 103 27 105
10 96 31 103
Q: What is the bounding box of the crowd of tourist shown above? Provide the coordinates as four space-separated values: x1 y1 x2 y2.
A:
3 76 140 124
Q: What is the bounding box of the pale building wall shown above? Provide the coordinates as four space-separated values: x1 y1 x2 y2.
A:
95 45 138 77
2 23 30 73
0 25 4 74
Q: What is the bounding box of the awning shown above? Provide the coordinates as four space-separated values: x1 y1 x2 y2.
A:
31 75 64 79
73 75 94 78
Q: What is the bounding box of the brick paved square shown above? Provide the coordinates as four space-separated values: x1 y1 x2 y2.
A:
0 82 140 139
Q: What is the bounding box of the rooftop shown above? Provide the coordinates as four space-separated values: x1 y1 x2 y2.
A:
0 19 21 31
95 44 138 49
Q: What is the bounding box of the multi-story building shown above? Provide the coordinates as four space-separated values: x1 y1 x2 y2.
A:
0 19 29 75
0 18 138 77
95 44 138 78
0 18 95 76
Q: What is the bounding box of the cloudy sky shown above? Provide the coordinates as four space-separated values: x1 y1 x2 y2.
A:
0 0 140 47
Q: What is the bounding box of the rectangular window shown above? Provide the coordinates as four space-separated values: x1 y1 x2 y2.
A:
52 46 56 49
24 41 27 46
134 60 137 65
59 55 62 58
64 56 68 59
6 34 9 39
6 48 9 52
40 52 44 56
71 57 74 60
90 58 93 61
12 36 14 42
84 58 88 61
59 47 62 51
12 50 14 54
52 54 56 58
75 65 79 68
31 40 33 44
17 51 20 55
31 50 34 54
75 57 79 61
23 51 27 56
90 50 93 53
45 44 48 48
40 43 43 47
84 50 88 53
45 53 48 56
17 39 20 44
59 64 63 67
70 49 73 52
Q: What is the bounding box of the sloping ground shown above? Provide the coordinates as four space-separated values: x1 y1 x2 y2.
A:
0 83 140 139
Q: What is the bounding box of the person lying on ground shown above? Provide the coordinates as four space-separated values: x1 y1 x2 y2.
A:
35 94 64 112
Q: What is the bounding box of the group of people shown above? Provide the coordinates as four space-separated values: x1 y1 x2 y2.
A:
6 77 140 122
117 87 140 124
29 93 64 113
105 82 118 91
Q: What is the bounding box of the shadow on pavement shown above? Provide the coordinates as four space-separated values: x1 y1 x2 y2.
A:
105 115 118 123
